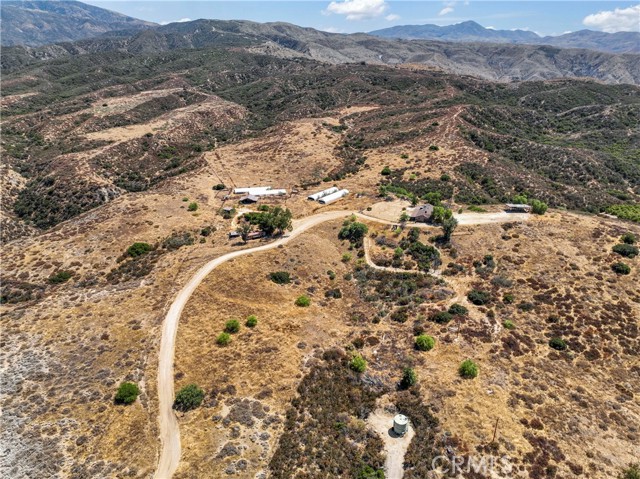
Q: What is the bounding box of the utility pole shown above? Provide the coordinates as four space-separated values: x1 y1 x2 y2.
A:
491 418 499 444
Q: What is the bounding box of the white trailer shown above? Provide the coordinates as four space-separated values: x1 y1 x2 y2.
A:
307 186 339 201
256 189 287 196
318 189 349 205
234 187 272 195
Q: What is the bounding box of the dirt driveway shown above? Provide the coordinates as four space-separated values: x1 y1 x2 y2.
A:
367 409 415 479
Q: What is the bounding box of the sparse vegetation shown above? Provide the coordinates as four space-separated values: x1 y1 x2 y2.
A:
187 202 198 212
224 319 240 334
619 463 640 479
503 319 515 330
295 295 311 307
415 335 435 351
459 359 478 379
612 262 631 275
216 332 231 346
549 337 568 351
349 354 367 373
467 289 491 305
269 271 291 284
246 315 258 327
448 303 468 316
612 244 639 258
126 242 153 257
173 384 205 412
114 382 140 405
47 270 73 284
606 205 640 223
400 367 417 389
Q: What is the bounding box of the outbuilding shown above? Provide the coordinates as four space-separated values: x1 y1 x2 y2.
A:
240 195 259 204
393 414 409 436
505 203 532 213
410 204 434 222
308 186 339 201
318 189 349 205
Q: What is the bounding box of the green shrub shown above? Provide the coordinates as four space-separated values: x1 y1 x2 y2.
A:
517 302 535 312
182 197 189 202
467 205 487 212
606 204 640 223
381 166 392 176
115 382 140 405
127 242 152 257
213 183 226 190
246 315 258 327
338 222 368 244
295 295 311 307
619 463 640 479
357 465 385 479
173 384 204 412
612 262 631 275
613 244 639 258
430 311 453 324
549 337 567 351
530 199 548 215
325 288 342 299
448 303 468 316
503 293 515 304
415 335 435 351
216 332 231 346
467 290 491 305
48 270 73 284
440 173 450 182
269 271 291 284
225 319 240 333
429 145 439 151
621 233 637 245
188 202 198 212
342 253 352 262
400 367 417 389
503 320 515 330
459 359 478 379
349 354 367 373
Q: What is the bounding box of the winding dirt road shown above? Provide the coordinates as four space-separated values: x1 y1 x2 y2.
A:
153 208 532 478
153 210 350 478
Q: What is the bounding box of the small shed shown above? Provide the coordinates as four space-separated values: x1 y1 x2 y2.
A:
505 203 531 213
240 195 259 204
393 414 408 436
410 204 434 223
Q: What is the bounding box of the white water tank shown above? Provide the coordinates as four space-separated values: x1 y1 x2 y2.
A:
393 414 408 436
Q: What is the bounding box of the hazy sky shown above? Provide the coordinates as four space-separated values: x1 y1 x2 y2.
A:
83 1 640 36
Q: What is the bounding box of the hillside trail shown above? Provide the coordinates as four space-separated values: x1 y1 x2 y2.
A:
153 208 532 478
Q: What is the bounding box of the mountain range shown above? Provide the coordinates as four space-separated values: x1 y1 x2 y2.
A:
0 0 156 46
3 18 640 85
370 20 640 54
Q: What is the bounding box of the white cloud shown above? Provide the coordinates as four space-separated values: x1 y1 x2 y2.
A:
159 18 192 25
486 26 496 30
583 4 640 33
439 6 455 16
325 0 390 20
321 26 345 33
385 13 400 21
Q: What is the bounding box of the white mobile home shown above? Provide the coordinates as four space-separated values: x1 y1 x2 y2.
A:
319 189 349 205
308 186 339 201
234 187 272 195
256 189 287 196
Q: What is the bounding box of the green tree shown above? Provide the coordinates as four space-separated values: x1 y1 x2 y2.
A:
612 262 631 275
381 166 391 176
448 303 468 316
400 367 417 389
399 211 410 223
459 359 478 379
512 194 528 204
431 205 452 224
48 270 73 284
530 199 548 215
269 271 291 284
188 202 198 212
619 463 640 479
441 217 458 242
115 382 140 405
415 335 435 351
338 221 369 245
549 337 567 351
236 220 252 244
127 242 152 257
349 354 367 373
173 384 204 412
622 233 637 245
613 244 639 258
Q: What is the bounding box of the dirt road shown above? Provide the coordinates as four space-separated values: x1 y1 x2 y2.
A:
367 409 415 479
153 210 350 479
153 208 531 478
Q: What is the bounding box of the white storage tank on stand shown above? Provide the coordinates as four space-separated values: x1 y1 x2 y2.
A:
393 414 408 436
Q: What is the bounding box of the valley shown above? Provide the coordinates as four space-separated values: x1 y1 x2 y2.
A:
1 5 639 479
